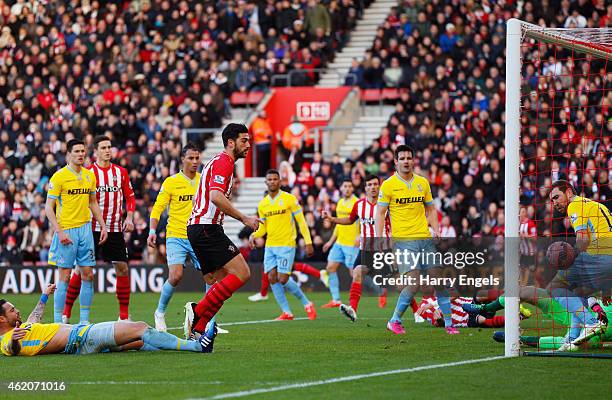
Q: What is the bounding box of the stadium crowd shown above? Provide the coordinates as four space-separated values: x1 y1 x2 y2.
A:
0 0 611 265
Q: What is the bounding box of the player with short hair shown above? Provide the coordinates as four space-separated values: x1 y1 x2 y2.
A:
148 143 210 332
183 123 261 338
376 145 458 335
323 174 389 322
547 179 611 350
62 135 136 322
0 285 217 356
45 139 108 325
321 179 360 308
249 169 317 320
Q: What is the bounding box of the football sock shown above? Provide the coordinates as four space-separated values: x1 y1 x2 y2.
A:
552 289 598 340
206 284 217 325
116 274 131 320
362 275 382 295
139 343 160 351
193 274 245 333
390 287 413 323
481 315 505 328
63 272 81 318
284 279 309 307
260 271 269 296
271 282 292 314
349 282 362 311
156 280 176 314
410 298 419 313
79 279 94 323
436 293 453 327
142 327 201 352
329 271 340 301
294 262 321 279
520 336 540 347
54 281 68 323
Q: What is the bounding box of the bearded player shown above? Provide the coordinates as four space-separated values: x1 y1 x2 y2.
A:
0 285 216 356
62 135 135 322
547 180 611 350
323 174 389 322
183 123 261 338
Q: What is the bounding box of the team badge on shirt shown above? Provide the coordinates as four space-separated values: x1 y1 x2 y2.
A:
214 175 225 184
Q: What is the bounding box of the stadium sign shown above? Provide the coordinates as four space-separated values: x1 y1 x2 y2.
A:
296 101 330 121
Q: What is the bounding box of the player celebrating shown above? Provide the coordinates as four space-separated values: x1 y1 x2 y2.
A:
45 139 108 325
0 285 217 356
548 180 611 350
376 145 458 335
62 135 135 322
184 123 261 338
148 143 205 331
323 174 389 322
321 179 360 308
249 169 317 321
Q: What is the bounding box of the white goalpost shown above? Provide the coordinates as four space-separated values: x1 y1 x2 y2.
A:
505 19 611 357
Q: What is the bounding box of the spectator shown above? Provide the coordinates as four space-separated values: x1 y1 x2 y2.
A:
251 110 273 176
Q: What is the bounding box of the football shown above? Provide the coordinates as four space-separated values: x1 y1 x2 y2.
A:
546 241 575 270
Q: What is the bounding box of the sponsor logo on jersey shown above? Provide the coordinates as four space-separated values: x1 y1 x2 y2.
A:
395 196 425 204
97 186 120 193
264 209 287 217
178 195 194 201
67 188 91 195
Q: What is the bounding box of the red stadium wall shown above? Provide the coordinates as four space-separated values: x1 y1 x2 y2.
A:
245 87 351 177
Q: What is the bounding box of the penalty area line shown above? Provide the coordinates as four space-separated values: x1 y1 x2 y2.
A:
188 355 507 400
167 317 309 331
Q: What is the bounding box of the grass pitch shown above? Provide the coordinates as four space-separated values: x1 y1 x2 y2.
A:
1 291 609 399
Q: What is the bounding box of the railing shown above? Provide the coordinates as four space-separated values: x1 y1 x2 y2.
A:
271 68 358 87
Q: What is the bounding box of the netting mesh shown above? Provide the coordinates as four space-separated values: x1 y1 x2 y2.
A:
517 26 611 355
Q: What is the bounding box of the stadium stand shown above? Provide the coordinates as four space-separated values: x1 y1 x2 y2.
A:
0 0 611 266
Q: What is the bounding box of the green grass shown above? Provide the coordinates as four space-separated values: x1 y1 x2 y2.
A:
0 292 609 399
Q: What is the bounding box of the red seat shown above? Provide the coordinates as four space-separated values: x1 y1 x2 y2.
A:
382 88 400 101
360 89 382 102
230 92 249 106
247 91 264 104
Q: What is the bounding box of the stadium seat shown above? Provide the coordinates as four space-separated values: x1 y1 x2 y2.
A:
360 89 382 103
230 92 250 106
382 88 400 101
247 91 265 105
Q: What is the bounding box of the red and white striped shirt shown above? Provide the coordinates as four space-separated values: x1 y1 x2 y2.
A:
189 152 235 225
519 218 537 256
89 162 136 232
349 198 390 250
418 296 472 327
519 218 536 237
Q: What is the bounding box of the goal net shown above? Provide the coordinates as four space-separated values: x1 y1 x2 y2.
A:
505 20 611 358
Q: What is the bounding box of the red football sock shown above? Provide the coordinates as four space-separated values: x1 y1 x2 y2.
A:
116 275 131 320
193 274 245 333
260 270 269 297
294 262 321 279
410 298 419 313
63 272 82 318
349 282 362 311
482 315 505 328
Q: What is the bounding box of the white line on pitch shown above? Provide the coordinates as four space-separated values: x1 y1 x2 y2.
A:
166 317 309 331
187 356 507 400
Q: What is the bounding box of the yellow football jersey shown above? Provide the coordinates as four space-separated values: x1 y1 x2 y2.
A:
252 191 312 247
151 172 201 239
0 323 60 356
378 173 434 238
567 196 612 255
47 166 96 230
334 195 359 246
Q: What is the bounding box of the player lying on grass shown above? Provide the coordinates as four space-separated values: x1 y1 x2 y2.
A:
415 296 509 328
0 285 217 356
322 174 389 322
492 297 610 351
